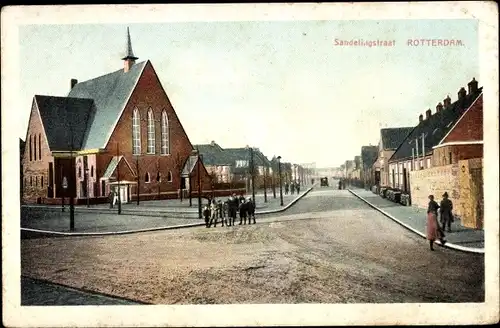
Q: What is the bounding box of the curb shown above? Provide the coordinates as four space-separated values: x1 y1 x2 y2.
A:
21 186 316 237
347 189 484 254
256 185 315 215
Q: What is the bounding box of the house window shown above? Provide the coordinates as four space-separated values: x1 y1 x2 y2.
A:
145 172 150 183
29 135 32 161
161 111 170 155
41 176 44 187
78 167 82 179
448 152 452 164
30 176 32 186
167 171 172 182
91 166 94 177
147 109 155 154
38 134 42 160
35 176 38 187
132 108 141 155
236 160 248 168
156 172 161 182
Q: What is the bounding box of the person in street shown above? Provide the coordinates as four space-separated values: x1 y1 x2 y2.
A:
203 204 211 228
229 194 238 226
208 198 219 227
440 192 454 233
239 198 248 225
290 182 295 195
284 182 289 195
296 182 300 194
108 190 114 208
426 194 446 251
338 180 342 190
247 197 256 224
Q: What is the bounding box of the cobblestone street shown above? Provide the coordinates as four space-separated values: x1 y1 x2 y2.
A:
21 187 484 304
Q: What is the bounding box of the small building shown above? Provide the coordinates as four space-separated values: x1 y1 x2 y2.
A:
388 78 483 194
360 145 378 188
372 127 414 188
22 28 211 204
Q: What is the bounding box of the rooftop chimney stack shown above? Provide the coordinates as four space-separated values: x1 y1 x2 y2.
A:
443 95 451 108
419 114 424 122
436 102 443 113
458 87 467 100
425 108 432 120
122 27 139 73
70 78 78 90
468 77 478 94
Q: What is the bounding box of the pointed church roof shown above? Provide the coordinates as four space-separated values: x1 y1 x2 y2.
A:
122 27 138 61
68 60 148 150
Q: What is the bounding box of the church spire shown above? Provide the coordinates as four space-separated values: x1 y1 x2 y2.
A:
122 27 138 72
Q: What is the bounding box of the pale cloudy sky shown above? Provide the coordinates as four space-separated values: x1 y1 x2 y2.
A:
17 19 478 167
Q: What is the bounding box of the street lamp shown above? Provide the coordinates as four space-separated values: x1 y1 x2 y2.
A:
277 156 283 206
247 146 255 205
197 151 203 219
85 168 90 208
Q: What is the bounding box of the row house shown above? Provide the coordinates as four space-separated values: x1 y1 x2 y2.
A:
372 127 414 188
388 78 483 193
22 28 211 204
360 145 378 188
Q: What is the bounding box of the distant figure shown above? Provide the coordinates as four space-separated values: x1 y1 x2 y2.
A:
228 194 238 226
440 192 454 233
290 182 295 195
284 182 289 195
426 195 446 251
239 199 248 225
108 190 114 208
296 182 300 194
247 197 256 224
203 205 211 228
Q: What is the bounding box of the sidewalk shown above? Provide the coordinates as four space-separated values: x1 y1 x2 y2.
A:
348 188 484 253
23 188 309 216
21 186 315 235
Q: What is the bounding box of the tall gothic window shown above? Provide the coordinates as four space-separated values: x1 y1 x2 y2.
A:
132 108 141 155
38 134 42 160
29 135 32 161
161 111 170 155
147 109 155 154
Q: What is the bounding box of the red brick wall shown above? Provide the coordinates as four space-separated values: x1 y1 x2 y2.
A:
22 100 55 203
442 94 483 143
432 144 483 166
103 61 211 196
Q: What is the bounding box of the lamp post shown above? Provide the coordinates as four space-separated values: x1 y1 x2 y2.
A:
116 142 121 215
263 165 267 203
197 151 202 219
277 155 283 206
272 167 276 199
85 168 90 208
136 155 140 205
250 147 255 205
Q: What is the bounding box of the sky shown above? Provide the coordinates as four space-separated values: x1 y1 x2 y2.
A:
17 19 478 167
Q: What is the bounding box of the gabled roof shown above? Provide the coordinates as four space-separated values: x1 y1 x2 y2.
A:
182 155 199 176
380 127 414 150
390 87 483 162
102 156 136 179
35 95 95 151
361 145 378 168
68 60 147 150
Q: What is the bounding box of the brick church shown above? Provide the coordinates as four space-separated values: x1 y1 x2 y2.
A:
22 28 211 204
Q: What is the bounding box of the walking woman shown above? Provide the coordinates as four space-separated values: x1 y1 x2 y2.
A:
426 194 446 251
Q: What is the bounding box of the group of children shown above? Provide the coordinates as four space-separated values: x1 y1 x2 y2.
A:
203 194 256 228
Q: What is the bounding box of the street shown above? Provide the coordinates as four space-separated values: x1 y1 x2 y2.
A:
21 187 484 304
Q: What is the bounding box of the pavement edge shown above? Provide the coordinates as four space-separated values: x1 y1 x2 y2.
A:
347 189 484 254
21 185 315 237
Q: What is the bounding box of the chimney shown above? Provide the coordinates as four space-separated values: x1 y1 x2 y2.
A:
458 87 467 100
468 77 478 94
419 114 424 122
443 95 451 108
70 79 78 90
210 140 216 146
425 108 432 119
436 102 443 113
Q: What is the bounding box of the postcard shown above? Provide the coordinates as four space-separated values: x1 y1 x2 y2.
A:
1 2 499 327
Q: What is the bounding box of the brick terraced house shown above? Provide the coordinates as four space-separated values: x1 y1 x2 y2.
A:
22 28 211 204
388 78 483 195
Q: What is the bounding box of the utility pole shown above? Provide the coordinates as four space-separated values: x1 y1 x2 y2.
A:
250 147 255 205
136 155 140 205
117 142 121 215
277 156 283 206
69 118 75 232
263 164 267 203
197 151 202 219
